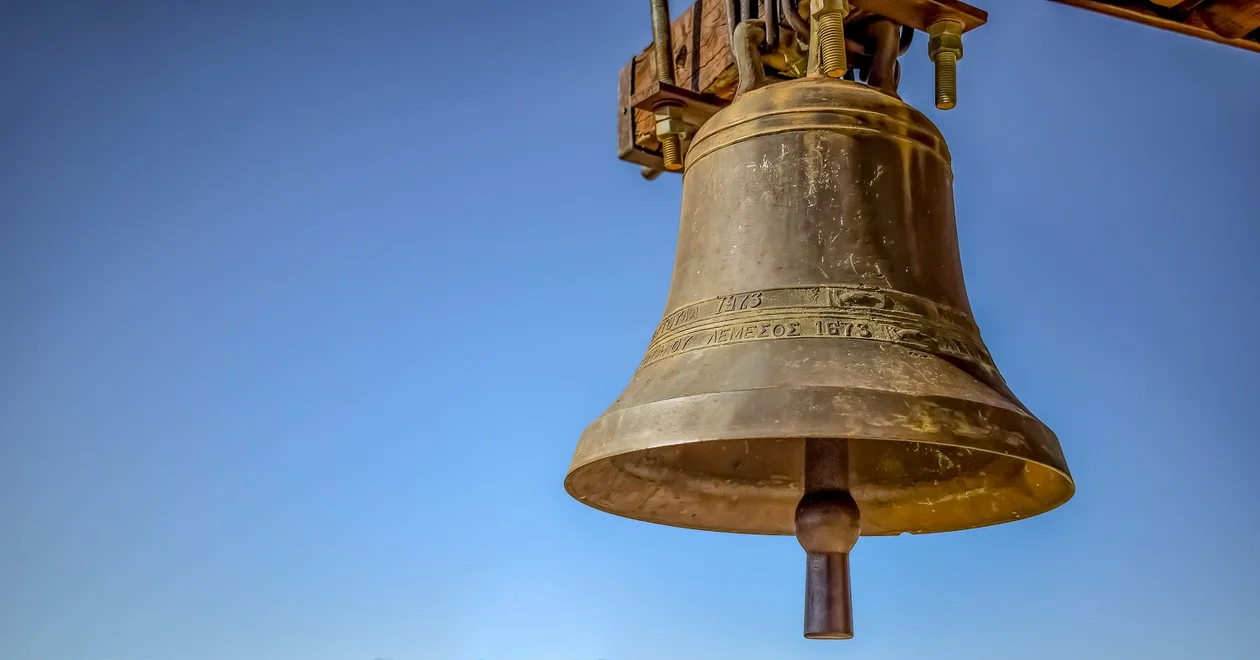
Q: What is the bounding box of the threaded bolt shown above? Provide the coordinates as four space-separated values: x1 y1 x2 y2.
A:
935 51 957 110
649 0 683 172
651 0 675 84
812 0 850 79
655 103 688 172
928 19 964 111
817 13 847 78
660 134 682 171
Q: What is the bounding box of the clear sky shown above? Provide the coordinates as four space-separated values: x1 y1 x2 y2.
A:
2 2 1259 659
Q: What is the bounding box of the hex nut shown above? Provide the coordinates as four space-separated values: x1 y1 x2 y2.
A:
654 104 685 122
810 0 850 17
928 21 964 59
656 117 690 138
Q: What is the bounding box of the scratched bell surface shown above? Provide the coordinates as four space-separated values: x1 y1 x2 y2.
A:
566 77 1074 538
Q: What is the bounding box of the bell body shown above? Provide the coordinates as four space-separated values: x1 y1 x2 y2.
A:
566 78 1073 538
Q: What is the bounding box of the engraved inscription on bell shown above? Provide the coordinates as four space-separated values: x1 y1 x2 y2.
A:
640 284 994 373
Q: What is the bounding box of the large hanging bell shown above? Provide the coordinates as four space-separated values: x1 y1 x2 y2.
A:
566 76 1073 638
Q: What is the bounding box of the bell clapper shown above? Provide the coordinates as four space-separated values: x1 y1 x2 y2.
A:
796 439 861 639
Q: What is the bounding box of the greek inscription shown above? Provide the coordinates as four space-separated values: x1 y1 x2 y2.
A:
655 306 700 337
816 320 851 336
639 285 995 373
715 291 764 314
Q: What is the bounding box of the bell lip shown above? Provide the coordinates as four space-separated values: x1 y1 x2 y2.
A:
804 632 856 640
564 433 1075 538
564 383 1075 537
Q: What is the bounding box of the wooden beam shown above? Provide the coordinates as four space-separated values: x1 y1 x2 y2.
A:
1045 1 1260 54
628 0 739 159
1198 0 1260 40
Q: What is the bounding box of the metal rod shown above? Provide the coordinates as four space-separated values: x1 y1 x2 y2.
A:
805 438 850 492
650 0 675 84
733 18 768 97
725 0 741 36
649 0 683 171
864 18 901 93
640 166 664 181
898 24 914 55
796 439 860 640
805 552 853 639
762 0 779 51
781 0 811 42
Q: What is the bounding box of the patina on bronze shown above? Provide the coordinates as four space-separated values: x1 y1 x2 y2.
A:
567 46 1074 639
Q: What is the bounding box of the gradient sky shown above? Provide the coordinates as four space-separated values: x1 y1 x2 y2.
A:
2 2 1259 659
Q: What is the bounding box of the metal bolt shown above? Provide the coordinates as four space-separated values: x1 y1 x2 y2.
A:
649 0 684 172
655 104 687 172
650 0 675 85
811 0 851 79
927 18 964 110
659 135 683 171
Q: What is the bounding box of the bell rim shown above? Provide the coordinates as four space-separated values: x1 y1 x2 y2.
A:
566 379 1074 537
565 432 1075 538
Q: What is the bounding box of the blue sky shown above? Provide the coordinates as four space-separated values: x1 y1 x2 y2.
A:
2 2 1258 659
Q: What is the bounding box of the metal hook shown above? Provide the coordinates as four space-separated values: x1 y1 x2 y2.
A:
733 19 768 97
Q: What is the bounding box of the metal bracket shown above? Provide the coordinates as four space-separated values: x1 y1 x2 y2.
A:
850 0 987 33
631 81 727 132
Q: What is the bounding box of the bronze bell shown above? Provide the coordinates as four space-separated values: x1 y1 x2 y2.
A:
566 75 1074 639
